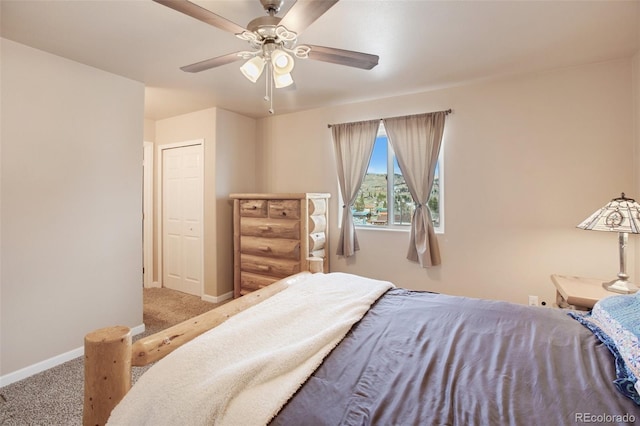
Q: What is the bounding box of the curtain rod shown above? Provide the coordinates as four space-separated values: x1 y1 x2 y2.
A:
327 109 452 129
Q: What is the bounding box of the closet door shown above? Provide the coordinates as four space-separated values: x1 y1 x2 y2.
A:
162 144 203 296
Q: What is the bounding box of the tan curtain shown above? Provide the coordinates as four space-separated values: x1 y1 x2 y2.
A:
331 120 380 257
383 111 447 267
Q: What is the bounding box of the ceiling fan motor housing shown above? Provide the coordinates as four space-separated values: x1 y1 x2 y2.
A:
246 15 283 39
260 0 284 15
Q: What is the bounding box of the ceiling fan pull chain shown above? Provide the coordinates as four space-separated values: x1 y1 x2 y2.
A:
268 64 275 114
264 62 270 103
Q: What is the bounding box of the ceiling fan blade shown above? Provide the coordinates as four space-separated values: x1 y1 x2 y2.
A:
305 45 379 70
153 0 247 35
279 0 339 35
180 52 242 73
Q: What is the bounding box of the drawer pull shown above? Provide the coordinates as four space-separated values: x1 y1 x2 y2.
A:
258 225 271 231
256 265 270 271
258 246 271 252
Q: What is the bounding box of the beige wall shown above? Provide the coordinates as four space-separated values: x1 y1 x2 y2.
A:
0 39 144 377
214 109 257 295
154 108 256 298
634 8 640 287
144 118 156 142
634 53 640 281
257 59 635 306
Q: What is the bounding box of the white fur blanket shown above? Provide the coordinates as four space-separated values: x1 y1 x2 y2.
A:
107 272 393 426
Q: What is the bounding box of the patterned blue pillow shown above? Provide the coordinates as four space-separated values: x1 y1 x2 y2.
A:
569 292 640 406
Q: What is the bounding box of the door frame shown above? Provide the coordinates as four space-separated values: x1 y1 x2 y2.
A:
156 139 205 295
143 141 154 288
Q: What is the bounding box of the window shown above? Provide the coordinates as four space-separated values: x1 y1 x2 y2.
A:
353 123 443 232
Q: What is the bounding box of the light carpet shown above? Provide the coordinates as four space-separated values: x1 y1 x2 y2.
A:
0 287 222 426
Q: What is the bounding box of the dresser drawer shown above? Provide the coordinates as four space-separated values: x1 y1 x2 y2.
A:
240 254 301 278
239 200 268 217
241 236 300 260
239 272 279 295
240 218 300 239
268 200 300 219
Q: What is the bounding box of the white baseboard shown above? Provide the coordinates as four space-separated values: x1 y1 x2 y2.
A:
202 291 233 304
144 280 161 289
131 323 146 337
0 323 146 388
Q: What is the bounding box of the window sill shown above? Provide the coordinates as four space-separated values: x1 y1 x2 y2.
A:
356 225 409 233
356 225 444 235
355 225 444 235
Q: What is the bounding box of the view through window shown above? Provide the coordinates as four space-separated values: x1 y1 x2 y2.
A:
353 124 442 230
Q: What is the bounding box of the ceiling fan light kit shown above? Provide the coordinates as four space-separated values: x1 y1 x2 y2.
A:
153 0 379 114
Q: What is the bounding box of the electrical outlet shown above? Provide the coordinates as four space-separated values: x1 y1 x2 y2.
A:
528 295 539 306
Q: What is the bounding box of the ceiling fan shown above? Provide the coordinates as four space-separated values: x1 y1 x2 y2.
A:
153 0 379 113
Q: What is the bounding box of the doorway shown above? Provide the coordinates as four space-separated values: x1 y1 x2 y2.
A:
158 140 204 296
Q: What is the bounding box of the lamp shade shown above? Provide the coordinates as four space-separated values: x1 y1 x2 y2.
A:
240 56 265 83
577 193 640 233
274 72 293 88
271 50 294 75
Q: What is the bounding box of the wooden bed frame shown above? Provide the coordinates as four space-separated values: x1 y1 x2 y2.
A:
83 259 323 426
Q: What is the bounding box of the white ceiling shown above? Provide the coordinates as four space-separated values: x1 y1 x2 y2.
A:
2 0 638 120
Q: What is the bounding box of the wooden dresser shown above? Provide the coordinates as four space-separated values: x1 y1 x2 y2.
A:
230 193 331 297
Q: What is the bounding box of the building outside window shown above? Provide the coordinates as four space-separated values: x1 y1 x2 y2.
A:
353 124 443 232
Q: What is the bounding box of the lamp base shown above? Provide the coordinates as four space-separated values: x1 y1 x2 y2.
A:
602 279 639 294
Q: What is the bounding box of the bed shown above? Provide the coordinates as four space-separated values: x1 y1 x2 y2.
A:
84 271 640 426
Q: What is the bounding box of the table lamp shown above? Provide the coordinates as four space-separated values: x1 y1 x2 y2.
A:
577 193 640 294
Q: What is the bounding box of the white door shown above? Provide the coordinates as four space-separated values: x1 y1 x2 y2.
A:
162 144 203 296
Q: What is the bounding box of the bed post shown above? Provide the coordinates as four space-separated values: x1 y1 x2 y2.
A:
83 325 132 426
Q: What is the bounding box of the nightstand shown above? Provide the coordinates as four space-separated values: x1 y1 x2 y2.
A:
550 274 613 311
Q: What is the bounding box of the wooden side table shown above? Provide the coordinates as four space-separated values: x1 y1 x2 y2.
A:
550 274 614 311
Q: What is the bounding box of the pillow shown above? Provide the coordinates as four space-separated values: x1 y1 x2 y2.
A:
569 292 640 406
